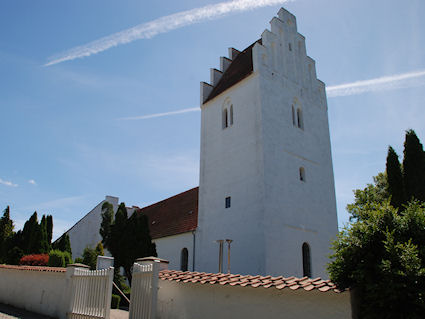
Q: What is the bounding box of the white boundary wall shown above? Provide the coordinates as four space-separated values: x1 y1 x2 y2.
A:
0 266 68 318
157 279 351 319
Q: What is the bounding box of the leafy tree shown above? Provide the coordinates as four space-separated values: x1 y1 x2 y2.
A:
82 242 104 270
386 146 405 209
403 129 425 202
53 233 72 257
328 201 425 318
100 202 157 283
0 206 14 262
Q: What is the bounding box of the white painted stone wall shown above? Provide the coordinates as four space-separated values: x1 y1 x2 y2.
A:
153 232 195 271
197 8 337 278
0 267 68 318
157 280 351 319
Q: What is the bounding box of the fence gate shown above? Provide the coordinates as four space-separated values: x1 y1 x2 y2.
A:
68 267 114 319
129 260 159 319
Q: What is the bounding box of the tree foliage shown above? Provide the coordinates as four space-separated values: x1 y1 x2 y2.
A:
82 242 104 270
329 130 425 318
386 146 405 209
329 201 425 318
52 233 72 257
0 206 14 263
403 129 425 202
100 202 157 283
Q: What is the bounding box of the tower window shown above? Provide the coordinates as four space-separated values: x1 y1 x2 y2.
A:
288 43 292 51
225 196 231 208
297 108 303 129
299 167 306 182
229 104 234 126
291 105 296 126
222 108 228 129
180 248 189 271
302 243 311 277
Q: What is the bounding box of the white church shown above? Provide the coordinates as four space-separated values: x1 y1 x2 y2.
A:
63 7 338 280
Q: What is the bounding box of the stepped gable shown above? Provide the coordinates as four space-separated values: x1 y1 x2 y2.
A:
159 269 342 293
203 39 262 104
140 187 198 239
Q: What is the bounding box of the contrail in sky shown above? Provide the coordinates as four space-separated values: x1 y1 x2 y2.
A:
326 69 425 97
119 108 199 120
45 0 292 66
121 69 425 120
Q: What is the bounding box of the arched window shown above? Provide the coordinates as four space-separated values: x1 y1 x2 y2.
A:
299 167 305 182
222 108 228 129
229 104 234 126
302 243 311 277
180 248 189 271
297 108 303 129
291 105 296 126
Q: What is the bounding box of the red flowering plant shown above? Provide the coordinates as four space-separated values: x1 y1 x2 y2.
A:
19 254 49 266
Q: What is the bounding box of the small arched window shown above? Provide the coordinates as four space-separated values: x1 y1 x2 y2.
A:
222 108 228 129
297 108 303 129
291 105 296 126
180 248 189 271
302 242 311 277
229 104 234 126
299 167 305 182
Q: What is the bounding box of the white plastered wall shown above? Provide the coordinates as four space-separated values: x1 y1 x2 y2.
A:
153 232 195 271
157 280 351 319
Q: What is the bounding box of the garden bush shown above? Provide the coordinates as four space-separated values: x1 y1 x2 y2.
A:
19 254 49 266
111 294 121 309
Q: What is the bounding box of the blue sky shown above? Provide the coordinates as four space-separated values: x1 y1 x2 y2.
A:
1 0 424 240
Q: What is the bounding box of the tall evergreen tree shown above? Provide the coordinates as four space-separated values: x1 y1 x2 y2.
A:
46 215 53 248
40 215 49 253
22 212 43 254
100 202 114 249
0 206 14 262
53 234 72 257
403 129 425 202
386 146 405 209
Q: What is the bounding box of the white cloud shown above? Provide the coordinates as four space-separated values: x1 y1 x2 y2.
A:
28 179 37 185
45 0 292 66
0 178 18 187
326 69 425 97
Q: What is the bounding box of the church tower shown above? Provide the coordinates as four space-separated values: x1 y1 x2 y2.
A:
195 8 338 279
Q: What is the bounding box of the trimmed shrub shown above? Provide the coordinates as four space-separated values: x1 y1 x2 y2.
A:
111 294 121 309
48 250 65 267
74 257 84 264
63 251 72 266
19 254 49 266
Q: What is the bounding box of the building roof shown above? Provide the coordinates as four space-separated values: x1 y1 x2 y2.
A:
204 39 262 104
159 269 342 293
141 187 198 239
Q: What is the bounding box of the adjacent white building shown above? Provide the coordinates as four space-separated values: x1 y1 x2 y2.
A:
61 7 338 280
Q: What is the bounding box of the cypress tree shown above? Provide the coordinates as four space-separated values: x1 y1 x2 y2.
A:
46 215 53 249
403 129 425 202
386 146 405 209
40 215 49 253
22 212 41 254
0 206 14 262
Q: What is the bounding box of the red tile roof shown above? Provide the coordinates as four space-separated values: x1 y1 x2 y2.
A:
159 269 342 293
141 187 198 239
0 264 66 273
204 39 262 104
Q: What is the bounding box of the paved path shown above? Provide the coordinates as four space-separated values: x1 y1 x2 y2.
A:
0 303 128 319
0 303 53 319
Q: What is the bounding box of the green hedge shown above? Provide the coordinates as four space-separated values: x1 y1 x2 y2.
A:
48 250 72 267
111 294 121 309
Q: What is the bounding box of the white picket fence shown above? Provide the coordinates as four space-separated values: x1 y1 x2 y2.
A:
129 260 160 319
68 267 114 319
